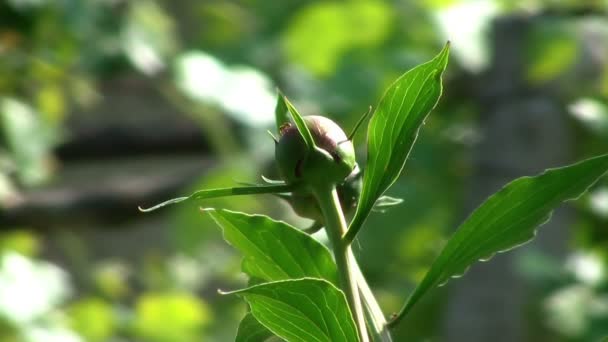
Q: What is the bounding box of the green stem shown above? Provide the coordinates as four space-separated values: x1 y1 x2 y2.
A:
353 259 392 342
314 186 369 342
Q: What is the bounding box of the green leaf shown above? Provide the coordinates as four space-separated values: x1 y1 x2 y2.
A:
223 279 359 342
236 313 274 342
138 183 296 212
275 92 289 134
389 154 608 327
207 209 338 285
345 43 450 243
282 94 316 150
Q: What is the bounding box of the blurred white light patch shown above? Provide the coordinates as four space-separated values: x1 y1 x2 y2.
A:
121 1 177 77
24 325 82 342
0 252 72 324
568 98 608 133
175 51 275 127
434 0 499 73
123 29 165 76
544 284 591 337
566 252 604 286
589 187 608 218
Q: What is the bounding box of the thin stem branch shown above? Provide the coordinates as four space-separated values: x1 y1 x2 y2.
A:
314 186 369 342
346 106 372 142
353 259 392 341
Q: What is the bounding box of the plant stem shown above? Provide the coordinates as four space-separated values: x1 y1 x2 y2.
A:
314 186 369 342
353 259 392 341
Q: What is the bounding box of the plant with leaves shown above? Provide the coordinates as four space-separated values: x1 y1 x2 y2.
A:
140 43 608 341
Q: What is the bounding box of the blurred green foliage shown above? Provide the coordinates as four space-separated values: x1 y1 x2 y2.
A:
0 0 607 341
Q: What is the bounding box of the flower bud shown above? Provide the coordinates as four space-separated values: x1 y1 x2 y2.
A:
275 115 356 187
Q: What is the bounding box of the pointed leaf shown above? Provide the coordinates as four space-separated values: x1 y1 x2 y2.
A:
207 209 338 285
282 95 316 150
223 279 359 342
275 92 289 134
236 313 274 342
346 43 450 243
138 184 296 212
389 154 608 327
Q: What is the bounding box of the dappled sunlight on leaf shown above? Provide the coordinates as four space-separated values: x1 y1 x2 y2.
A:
92 261 131 300
283 1 393 76
68 298 116 342
0 230 40 257
135 292 211 342
525 22 578 84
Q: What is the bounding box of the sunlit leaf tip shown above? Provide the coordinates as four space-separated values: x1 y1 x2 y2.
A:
217 288 230 295
138 196 189 212
260 175 285 184
274 89 289 133
372 196 404 212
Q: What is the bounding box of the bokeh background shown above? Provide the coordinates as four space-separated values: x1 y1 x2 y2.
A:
1 0 608 341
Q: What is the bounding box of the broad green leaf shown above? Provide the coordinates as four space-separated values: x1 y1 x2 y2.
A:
389 154 608 327
223 279 359 342
207 209 338 285
236 313 274 342
345 44 450 243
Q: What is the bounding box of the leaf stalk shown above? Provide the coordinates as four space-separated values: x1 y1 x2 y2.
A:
314 186 369 342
